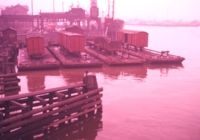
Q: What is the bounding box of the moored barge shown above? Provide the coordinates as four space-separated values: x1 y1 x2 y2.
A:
47 45 103 68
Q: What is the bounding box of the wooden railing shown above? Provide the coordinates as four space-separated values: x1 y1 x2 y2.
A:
0 74 103 139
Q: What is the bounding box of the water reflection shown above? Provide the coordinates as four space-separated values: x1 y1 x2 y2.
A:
18 63 184 93
19 70 61 92
147 63 184 76
101 66 147 80
60 68 101 84
14 112 102 140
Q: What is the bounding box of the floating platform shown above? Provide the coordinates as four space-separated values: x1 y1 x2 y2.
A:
121 47 185 64
47 45 103 68
17 48 60 71
85 46 144 66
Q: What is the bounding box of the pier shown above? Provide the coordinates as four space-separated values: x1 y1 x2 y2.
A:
0 74 103 139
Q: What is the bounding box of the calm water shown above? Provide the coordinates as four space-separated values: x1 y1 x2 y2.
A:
17 26 200 140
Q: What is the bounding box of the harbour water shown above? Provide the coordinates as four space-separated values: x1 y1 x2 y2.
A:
18 25 200 140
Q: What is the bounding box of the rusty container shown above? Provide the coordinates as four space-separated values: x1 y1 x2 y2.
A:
118 30 148 48
26 33 45 58
116 31 124 42
2 28 17 44
131 31 148 47
61 32 85 54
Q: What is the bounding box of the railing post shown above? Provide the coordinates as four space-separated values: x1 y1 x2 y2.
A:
83 71 98 93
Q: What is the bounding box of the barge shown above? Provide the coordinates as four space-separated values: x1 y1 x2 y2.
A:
17 48 60 71
47 45 103 68
121 47 185 64
114 30 185 64
85 46 144 66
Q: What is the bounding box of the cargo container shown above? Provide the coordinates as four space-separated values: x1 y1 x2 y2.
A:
2 27 17 44
116 31 124 42
59 31 85 54
131 31 148 47
26 33 45 58
117 30 148 48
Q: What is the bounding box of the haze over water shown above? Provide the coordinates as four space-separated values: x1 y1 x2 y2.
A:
16 25 200 140
1 0 200 21
2 0 200 139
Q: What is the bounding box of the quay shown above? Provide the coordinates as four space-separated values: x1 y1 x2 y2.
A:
0 74 103 139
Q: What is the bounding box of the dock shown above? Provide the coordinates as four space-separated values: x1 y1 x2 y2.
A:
85 46 144 66
121 47 185 64
47 45 103 68
17 48 60 71
0 74 103 139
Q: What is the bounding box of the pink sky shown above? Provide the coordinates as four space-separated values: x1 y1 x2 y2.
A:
1 0 200 21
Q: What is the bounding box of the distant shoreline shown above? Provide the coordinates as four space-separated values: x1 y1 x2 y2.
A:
126 22 200 27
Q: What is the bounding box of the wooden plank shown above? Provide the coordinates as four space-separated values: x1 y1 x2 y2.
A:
0 81 20 85
0 88 103 127
0 73 18 78
81 100 102 110
49 105 102 127
55 92 65 98
0 82 84 102
3 86 20 91
0 112 3 117
34 96 47 104
10 101 27 109
0 90 102 133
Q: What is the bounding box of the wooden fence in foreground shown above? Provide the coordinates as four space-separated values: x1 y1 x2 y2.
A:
0 74 103 139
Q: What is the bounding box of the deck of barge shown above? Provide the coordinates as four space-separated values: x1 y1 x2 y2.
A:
120 47 185 64
85 46 144 66
47 45 103 68
17 48 60 71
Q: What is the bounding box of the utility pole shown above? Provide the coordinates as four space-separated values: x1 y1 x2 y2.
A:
31 0 34 30
62 1 64 12
112 0 115 19
53 0 55 12
31 0 33 15
107 0 110 18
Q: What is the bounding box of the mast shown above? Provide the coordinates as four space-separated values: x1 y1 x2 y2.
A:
112 0 115 19
31 0 33 15
53 0 55 12
107 0 110 18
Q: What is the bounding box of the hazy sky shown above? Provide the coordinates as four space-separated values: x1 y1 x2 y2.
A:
1 0 200 21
